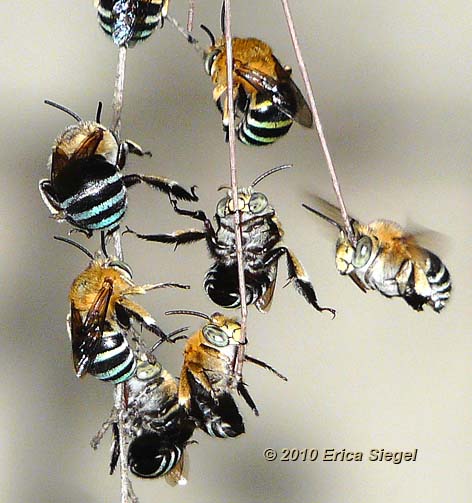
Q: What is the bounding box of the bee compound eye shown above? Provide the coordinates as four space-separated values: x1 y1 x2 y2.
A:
249 192 268 213
202 324 229 347
136 361 162 381
204 49 220 75
216 197 227 216
353 235 373 268
108 260 133 278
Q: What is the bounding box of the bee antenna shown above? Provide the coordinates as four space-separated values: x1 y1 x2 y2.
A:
166 15 203 55
301 203 343 231
95 101 103 123
200 24 216 46
53 236 94 259
165 309 211 321
251 164 293 188
217 184 231 191
44 100 83 122
149 327 188 353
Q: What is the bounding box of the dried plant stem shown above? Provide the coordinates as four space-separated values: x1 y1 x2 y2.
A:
110 44 134 503
280 0 356 244
186 0 195 32
223 0 247 379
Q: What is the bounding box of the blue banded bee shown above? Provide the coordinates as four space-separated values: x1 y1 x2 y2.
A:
202 27 313 146
107 358 195 482
302 202 452 313
126 165 335 315
39 100 198 236
57 237 189 383
167 310 287 438
94 0 169 47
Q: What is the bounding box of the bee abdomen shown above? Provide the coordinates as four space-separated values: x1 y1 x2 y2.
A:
128 434 183 478
204 263 265 308
90 331 136 384
97 0 165 46
425 253 451 312
59 172 127 231
238 103 293 146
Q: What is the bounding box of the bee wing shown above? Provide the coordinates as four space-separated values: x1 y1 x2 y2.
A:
255 264 278 313
71 128 103 161
165 449 189 487
235 64 313 127
70 280 113 377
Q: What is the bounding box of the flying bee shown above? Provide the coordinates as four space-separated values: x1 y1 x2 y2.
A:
94 0 169 47
302 201 452 313
126 165 335 315
167 310 287 438
201 26 313 146
106 356 196 482
39 100 198 236
57 236 190 383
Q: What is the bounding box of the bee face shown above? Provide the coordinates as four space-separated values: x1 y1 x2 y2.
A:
216 188 272 221
335 228 376 275
202 313 242 348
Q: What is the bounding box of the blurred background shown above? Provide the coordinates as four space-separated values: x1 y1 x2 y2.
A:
1 1 471 502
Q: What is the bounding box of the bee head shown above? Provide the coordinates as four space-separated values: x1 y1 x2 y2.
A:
335 222 374 274
201 313 242 348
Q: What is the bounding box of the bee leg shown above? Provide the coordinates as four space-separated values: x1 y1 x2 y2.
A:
116 140 152 169
245 354 288 381
264 247 336 317
38 179 64 217
167 200 219 244
109 422 120 475
236 381 259 416
124 225 207 248
118 298 169 342
122 174 198 202
91 406 119 450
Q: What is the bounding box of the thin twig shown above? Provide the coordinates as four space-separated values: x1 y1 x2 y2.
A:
280 0 356 245
223 0 248 379
186 0 195 32
110 44 133 503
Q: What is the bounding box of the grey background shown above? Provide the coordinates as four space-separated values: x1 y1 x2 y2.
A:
1 1 471 502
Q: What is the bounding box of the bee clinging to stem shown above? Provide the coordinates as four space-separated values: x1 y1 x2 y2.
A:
94 0 169 47
167 310 287 438
39 100 198 236
302 201 451 313
108 355 196 483
125 165 335 316
199 22 313 146
56 236 190 383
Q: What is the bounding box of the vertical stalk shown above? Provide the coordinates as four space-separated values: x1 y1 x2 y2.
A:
280 0 356 245
110 44 133 503
223 0 248 378
186 0 195 32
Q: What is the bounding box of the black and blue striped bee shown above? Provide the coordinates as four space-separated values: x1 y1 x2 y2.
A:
39 100 198 236
95 0 169 47
109 358 195 483
59 237 189 384
202 28 313 146
126 165 335 315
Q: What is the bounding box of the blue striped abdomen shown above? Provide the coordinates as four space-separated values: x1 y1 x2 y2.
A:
90 331 136 384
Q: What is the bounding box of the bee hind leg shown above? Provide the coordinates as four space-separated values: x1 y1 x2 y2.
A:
264 247 336 317
122 174 198 202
